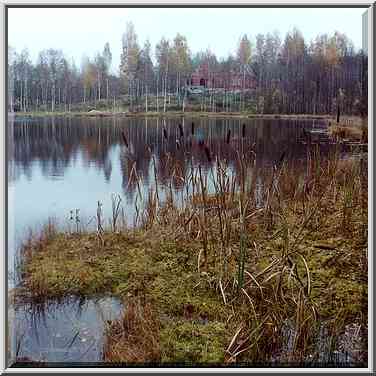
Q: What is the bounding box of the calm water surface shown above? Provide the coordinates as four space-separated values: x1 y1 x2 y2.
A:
8 115 330 362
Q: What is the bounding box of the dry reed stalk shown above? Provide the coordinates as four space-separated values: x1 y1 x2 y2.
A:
104 299 161 363
111 194 122 232
198 165 209 271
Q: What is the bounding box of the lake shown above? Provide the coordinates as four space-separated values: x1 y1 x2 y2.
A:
8 115 332 363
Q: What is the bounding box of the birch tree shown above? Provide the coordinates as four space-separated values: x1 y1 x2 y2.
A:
103 42 112 101
138 39 154 112
156 38 170 112
8 46 16 113
237 35 252 111
120 22 140 110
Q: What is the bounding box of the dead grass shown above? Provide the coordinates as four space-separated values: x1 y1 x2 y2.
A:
15 148 368 365
328 116 368 143
104 298 161 363
329 125 367 143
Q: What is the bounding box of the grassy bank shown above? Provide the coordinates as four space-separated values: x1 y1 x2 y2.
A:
13 109 335 121
14 146 367 365
328 116 368 143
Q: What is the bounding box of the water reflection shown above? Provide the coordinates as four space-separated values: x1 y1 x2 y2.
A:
8 115 331 363
10 116 325 192
8 115 333 254
10 296 122 363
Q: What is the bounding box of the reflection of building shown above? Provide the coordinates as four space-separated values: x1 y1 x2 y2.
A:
188 63 256 90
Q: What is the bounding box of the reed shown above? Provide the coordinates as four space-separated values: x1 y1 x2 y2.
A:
178 123 184 138
226 129 231 144
111 194 122 232
15 133 367 366
104 298 161 363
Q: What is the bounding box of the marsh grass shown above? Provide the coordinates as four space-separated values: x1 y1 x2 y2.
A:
328 116 368 143
15 134 367 365
104 298 161 363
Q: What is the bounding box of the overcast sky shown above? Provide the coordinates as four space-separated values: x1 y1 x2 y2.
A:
8 7 365 73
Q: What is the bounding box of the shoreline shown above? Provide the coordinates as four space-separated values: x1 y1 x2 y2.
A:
11 110 334 121
11 111 368 142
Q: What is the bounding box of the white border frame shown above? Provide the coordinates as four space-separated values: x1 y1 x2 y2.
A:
367 3 374 374
0 0 373 373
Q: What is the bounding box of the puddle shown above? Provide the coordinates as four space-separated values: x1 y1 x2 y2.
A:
9 296 123 363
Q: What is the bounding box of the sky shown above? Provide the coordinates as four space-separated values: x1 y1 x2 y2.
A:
8 7 366 73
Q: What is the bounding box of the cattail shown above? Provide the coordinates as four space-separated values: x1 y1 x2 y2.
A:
191 122 195 136
279 150 286 164
163 127 168 140
226 129 231 144
121 131 129 148
303 129 312 145
204 145 212 163
242 123 246 138
178 123 184 138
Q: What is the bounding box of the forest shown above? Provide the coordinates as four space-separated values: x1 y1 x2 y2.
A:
8 22 368 116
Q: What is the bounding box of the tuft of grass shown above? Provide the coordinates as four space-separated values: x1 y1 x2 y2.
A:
328 124 367 143
104 298 161 363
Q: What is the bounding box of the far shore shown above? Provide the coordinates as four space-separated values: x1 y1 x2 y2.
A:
11 110 336 122
11 111 368 143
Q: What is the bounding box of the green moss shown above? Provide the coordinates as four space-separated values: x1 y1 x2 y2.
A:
19 232 133 299
150 275 228 321
160 320 227 364
19 229 231 320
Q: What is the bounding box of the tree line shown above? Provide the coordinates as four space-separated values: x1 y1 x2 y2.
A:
8 22 367 115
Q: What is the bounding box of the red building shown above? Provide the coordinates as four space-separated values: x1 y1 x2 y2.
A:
188 63 256 90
